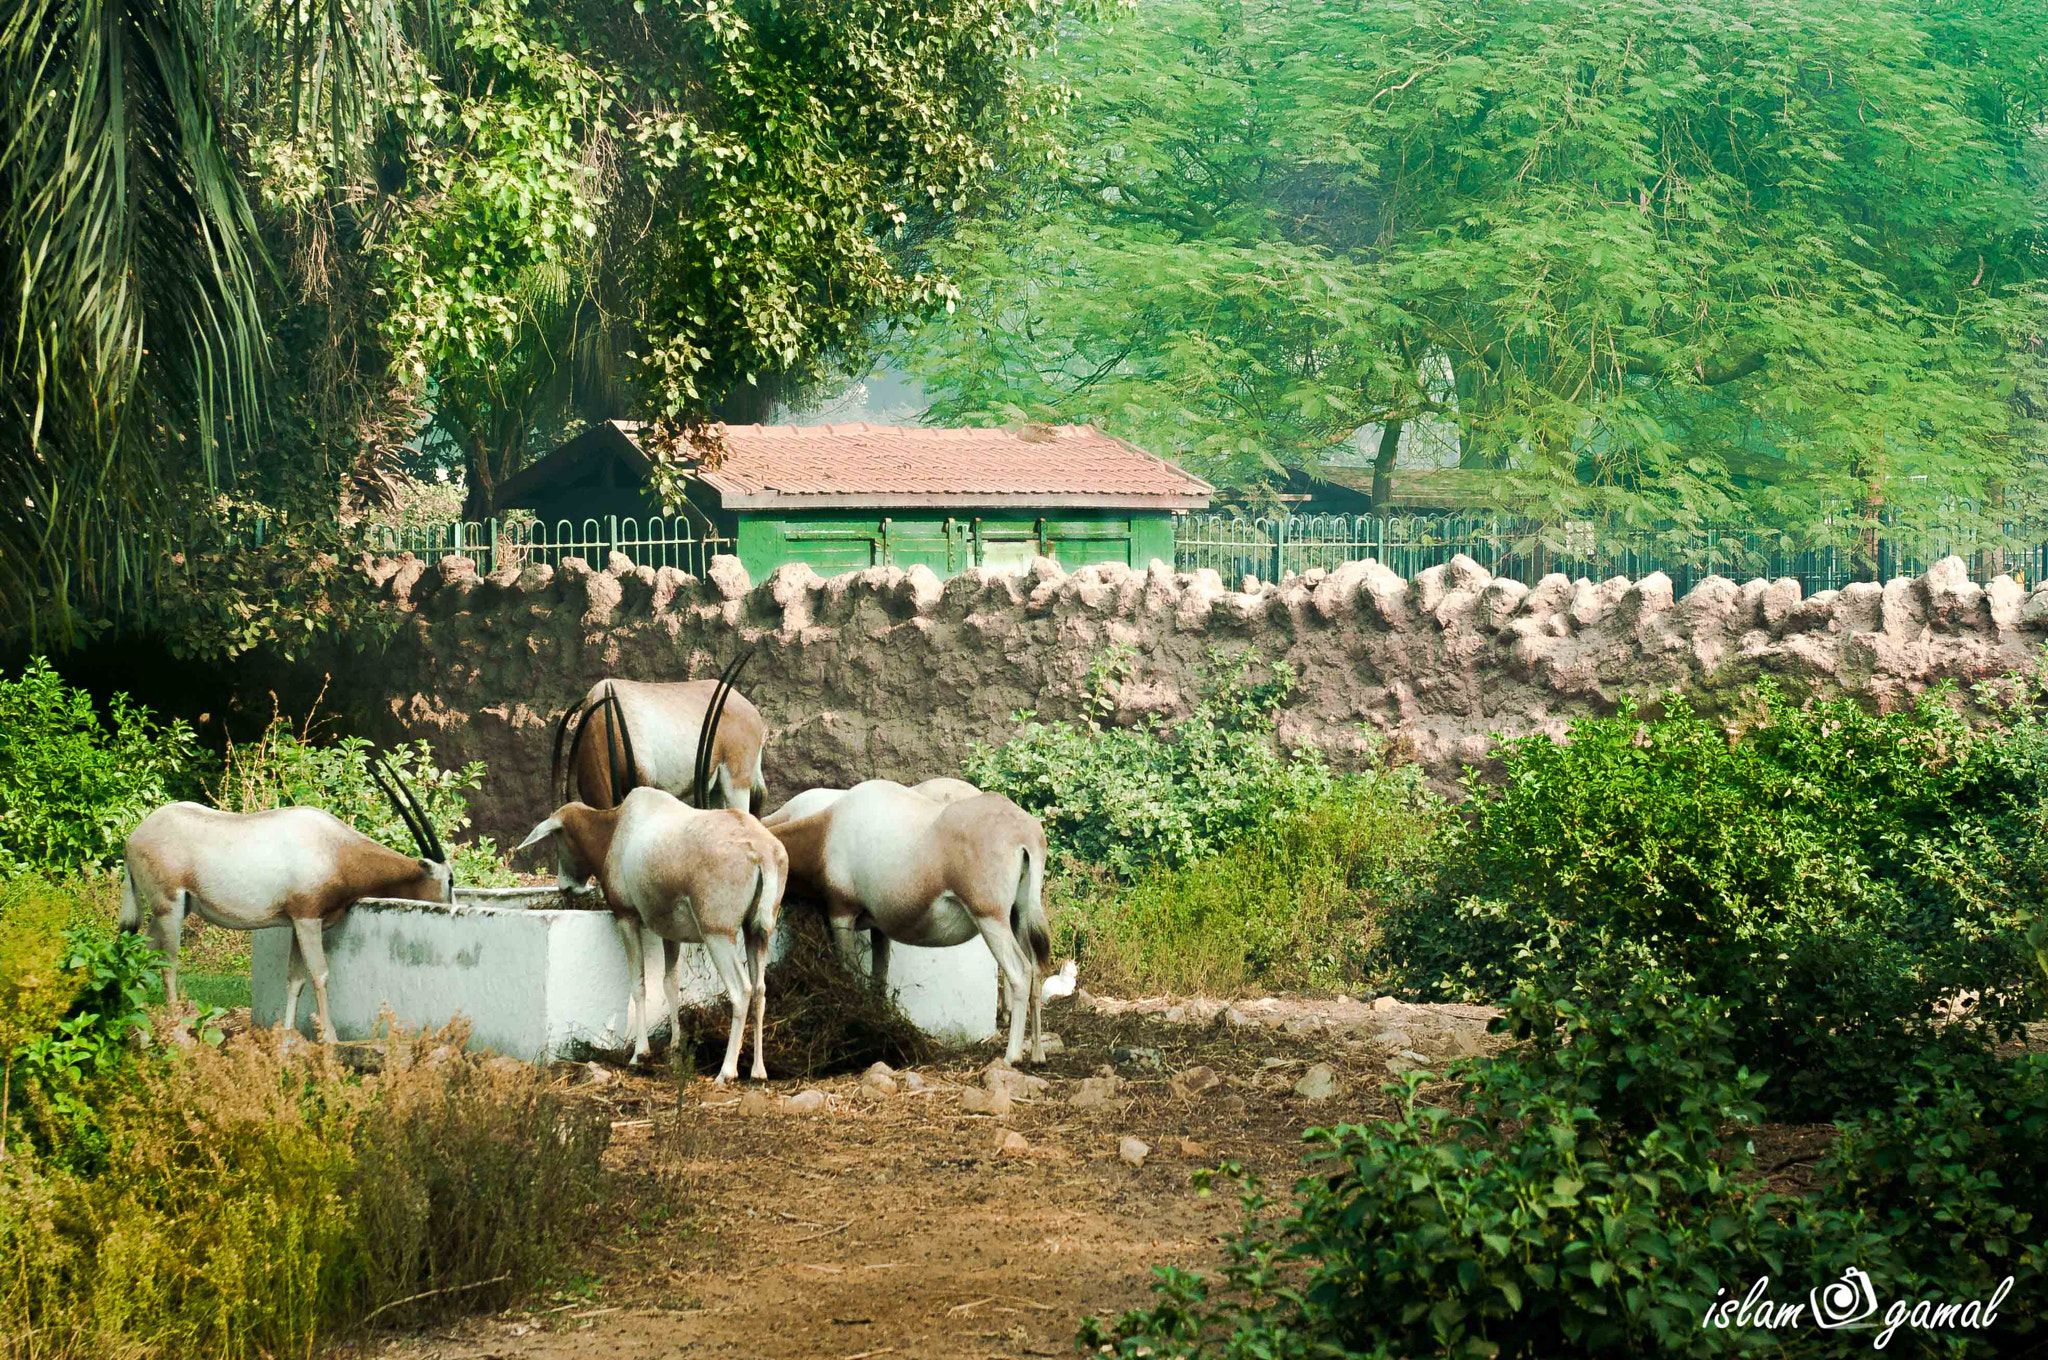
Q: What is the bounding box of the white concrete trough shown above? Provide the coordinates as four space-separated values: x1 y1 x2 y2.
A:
250 886 999 1063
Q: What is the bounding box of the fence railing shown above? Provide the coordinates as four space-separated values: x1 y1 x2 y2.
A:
362 516 730 577
1173 513 2048 595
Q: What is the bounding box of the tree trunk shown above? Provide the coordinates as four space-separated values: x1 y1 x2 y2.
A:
1369 420 1405 510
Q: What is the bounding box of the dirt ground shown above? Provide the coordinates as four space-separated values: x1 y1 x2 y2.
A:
328 991 1500 1360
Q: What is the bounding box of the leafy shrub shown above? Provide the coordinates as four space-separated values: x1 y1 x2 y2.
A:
0 659 203 875
0 1026 608 1360
0 877 155 1166
1083 972 1796 1360
1818 1051 2048 1340
213 708 519 888
967 645 1342 877
1382 686 2040 1120
1050 772 1445 995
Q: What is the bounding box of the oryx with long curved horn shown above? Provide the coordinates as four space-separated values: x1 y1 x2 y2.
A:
118 753 454 1041
520 656 786 1079
548 653 767 813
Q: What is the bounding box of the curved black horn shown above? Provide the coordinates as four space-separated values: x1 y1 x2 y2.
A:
605 684 642 797
381 752 447 864
561 699 599 805
369 753 432 859
549 699 582 808
692 650 754 809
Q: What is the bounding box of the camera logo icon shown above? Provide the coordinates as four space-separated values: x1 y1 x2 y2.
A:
1810 1268 1881 1329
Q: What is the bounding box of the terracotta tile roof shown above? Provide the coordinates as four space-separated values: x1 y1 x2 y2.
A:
686 423 1213 510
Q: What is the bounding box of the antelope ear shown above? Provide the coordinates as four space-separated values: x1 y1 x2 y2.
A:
516 817 564 853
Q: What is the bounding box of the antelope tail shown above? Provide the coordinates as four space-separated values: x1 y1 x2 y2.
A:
742 863 772 947
1012 844 1051 970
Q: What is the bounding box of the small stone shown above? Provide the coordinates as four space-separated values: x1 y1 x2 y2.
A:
862 1066 898 1095
1118 1136 1151 1168
738 1089 773 1117
1294 1063 1342 1101
901 1070 929 1092
782 1088 828 1114
1386 1050 1433 1075
1074 988 1097 1008
1281 1015 1320 1037
960 1087 1014 1116
1224 1006 1259 1029
996 1130 1032 1156
1369 1028 1411 1050
1110 1045 1166 1074
1168 1065 1222 1099
1218 1094 1248 1115
1372 996 1402 1013
1068 1075 1122 1109
1163 1005 1188 1023
1039 1034 1065 1055
984 1062 1050 1100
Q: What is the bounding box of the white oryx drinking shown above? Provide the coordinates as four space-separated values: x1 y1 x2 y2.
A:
119 754 452 1041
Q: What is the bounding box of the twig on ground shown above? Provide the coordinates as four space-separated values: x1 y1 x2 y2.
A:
360 1273 513 1325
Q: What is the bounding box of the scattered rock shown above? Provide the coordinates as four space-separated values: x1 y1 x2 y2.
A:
1385 1050 1433 1075
901 1071 930 1092
1163 1005 1188 1023
984 1062 1050 1100
1039 1033 1065 1056
782 1089 828 1114
1217 1094 1248 1115
1168 1065 1222 1099
1368 1028 1411 1050
862 1063 899 1095
738 1089 773 1117
1281 1015 1321 1037
995 1130 1032 1156
1372 996 1401 1013
1068 1075 1123 1110
1224 1006 1259 1029
1118 1136 1151 1168
960 1087 1014 1116
1293 1063 1343 1101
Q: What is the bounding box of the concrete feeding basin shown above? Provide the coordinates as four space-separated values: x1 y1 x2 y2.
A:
249 886 998 1063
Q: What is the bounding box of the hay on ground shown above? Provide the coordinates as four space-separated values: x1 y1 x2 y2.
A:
667 908 937 1079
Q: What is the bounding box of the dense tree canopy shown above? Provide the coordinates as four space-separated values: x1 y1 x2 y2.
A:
3 0 1081 647
905 0 2048 546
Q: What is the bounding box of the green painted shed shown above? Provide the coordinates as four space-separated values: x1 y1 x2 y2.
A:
493 420 1213 581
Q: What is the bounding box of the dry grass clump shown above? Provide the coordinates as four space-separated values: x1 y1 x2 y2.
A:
0 1023 608 1360
666 909 936 1079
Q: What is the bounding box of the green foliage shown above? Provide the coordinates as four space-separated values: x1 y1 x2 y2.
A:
1083 972 1791 1360
1083 972 2048 1359
213 712 519 887
966 646 1340 878
1049 772 1444 996
907 0 2048 544
0 1029 610 1359
0 659 202 875
1382 685 2041 1119
0 878 157 1167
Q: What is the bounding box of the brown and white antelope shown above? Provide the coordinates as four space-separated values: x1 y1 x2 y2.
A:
769 780 1051 1066
550 654 767 813
119 756 451 1042
520 661 787 1081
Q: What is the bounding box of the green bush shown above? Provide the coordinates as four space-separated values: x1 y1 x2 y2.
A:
1050 771 1445 995
966 645 1342 878
0 659 203 875
1083 971 1799 1360
0 877 156 1167
1381 685 2040 1120
213 712 519 888
0 1027 609 1360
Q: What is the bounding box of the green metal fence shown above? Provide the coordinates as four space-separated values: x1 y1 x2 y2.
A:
1172 513 2048 595
363 515 730 576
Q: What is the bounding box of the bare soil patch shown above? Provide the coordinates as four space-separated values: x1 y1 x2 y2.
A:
333 992 1498 1360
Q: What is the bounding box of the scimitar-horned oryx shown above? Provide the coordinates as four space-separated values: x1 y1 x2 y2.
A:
769 779 1051 1066
519 660 787 1081
119 755 452 1041
550 653 767 813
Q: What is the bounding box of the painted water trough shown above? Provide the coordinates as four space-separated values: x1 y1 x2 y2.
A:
250 886 998 1063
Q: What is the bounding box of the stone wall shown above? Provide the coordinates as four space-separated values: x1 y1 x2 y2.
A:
337 549 2048 848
